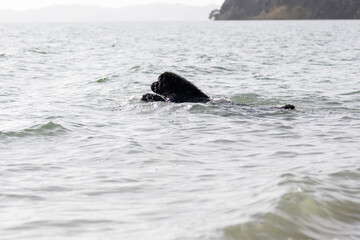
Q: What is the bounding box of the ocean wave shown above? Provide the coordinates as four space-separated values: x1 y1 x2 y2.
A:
0 121 69 139
223 170 360 240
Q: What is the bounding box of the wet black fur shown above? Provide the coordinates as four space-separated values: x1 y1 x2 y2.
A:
141 72 210 103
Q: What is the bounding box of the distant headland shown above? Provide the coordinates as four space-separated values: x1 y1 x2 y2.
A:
210 0 360 20
0 4 219 22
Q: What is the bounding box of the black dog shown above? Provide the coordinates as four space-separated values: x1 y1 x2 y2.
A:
141 72 210 103
141 72 295 109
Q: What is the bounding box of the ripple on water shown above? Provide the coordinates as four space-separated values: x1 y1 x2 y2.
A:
96 77 110 83
0 193 44 201
340 91 360 96
5 219 118 231
27 48 49 55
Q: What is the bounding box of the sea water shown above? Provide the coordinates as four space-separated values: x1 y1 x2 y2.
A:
1 21 360 240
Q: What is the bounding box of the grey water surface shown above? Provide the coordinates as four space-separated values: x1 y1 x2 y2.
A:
1 21 360 240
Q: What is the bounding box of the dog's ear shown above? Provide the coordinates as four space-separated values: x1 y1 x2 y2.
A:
159 72 172 81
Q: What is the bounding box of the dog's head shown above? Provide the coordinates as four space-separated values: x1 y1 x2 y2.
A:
151 72 180 95
150 72 209 102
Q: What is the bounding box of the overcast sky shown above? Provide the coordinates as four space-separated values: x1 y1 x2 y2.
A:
0 0 223 11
